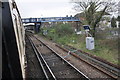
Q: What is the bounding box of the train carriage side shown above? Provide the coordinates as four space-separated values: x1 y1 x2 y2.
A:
2 0 25 79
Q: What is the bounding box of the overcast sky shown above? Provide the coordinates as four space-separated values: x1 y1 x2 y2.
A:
15 0 119 18
16 0 76 18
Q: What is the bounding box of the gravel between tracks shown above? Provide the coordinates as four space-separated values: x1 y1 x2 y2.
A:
25 36 45 79
30 36 87 79
34 34 113 79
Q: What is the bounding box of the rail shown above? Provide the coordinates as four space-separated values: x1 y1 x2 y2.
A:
28 35 56 80
28 34 90 79
56 44 119 79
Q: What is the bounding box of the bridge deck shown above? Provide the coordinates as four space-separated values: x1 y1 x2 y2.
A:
22 17 80 23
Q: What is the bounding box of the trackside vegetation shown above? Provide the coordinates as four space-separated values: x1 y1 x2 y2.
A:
39 23 119 65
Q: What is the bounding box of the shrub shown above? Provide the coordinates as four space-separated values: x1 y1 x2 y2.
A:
55 23 74 36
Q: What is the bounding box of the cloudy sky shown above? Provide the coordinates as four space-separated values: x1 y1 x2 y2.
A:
16 0 77 18
15 0 119 18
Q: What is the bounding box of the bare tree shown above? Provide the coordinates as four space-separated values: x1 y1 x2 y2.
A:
71 0 118 37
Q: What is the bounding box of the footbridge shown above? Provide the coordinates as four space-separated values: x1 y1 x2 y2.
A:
22 17 80 33
22 17 80 23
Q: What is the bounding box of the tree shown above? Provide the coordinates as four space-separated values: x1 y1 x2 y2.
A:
71 0 117 37
117 16 120 28
117 16 120 21
111 17 116 28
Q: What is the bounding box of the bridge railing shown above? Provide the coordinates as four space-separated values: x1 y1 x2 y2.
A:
22 17 80 23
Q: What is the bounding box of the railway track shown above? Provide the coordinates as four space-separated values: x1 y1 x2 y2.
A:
28 34 90 79
25 35 45 78
55 44 120 79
